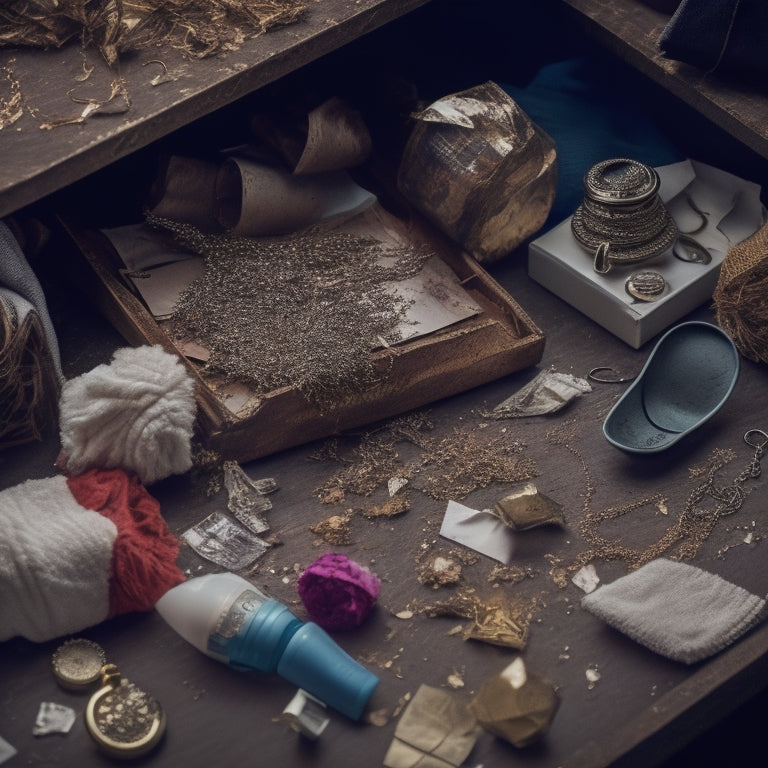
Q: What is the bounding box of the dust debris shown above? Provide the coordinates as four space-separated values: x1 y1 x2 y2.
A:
416 551 463 588
446 668 465 689
310 513 353 545
415 427 537 501
360 495 410 519
585 665 601 690
487 564 535 585
0 62 22 130
365 692 412 727
420 589 538 650
315 411 537 506
190 444 226 495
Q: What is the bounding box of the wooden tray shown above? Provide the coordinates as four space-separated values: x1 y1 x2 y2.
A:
57 213 545 463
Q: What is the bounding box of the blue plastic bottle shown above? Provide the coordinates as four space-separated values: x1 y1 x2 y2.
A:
155 572 379 720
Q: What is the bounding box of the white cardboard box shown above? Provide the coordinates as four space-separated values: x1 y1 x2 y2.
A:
528 160 764 348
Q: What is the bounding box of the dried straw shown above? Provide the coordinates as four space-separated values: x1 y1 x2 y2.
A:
0 0 306 64
0 295 60 451
713 221 768 364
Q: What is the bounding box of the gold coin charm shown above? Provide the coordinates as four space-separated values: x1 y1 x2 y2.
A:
52 639 107 691
85 664 166 759
625 270 667 302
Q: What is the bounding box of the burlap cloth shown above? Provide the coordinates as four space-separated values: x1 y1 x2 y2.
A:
713 220 768 363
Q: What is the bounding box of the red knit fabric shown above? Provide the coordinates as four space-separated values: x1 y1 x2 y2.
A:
66 468 185 617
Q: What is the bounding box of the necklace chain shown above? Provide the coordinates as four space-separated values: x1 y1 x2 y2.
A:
547 426 768 584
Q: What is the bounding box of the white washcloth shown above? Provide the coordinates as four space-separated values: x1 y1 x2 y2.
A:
581 558 766 664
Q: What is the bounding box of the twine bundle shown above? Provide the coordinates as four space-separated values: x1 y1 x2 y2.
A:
713 220 768 363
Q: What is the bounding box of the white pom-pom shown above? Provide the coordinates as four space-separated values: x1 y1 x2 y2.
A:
59 345 196 484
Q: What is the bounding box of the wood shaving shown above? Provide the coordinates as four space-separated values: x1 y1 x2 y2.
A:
0 0 306 64
0 62 22 130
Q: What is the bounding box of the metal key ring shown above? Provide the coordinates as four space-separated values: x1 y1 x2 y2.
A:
744 429 768 453
588 367 636 384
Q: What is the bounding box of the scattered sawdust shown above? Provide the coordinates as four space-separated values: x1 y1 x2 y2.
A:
309 513 353 545
365 692 411 727
0 62 22 130
417 552 463 588
416 427 537 501
446 668 465 689
360 494 410 519
314 411 537 505
488 563 536 585
419 588 539 650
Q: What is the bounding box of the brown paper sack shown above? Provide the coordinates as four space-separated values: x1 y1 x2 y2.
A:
713 220 768 363
397 81 557 263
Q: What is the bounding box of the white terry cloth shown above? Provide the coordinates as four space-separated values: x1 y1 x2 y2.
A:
0 221 62 380
0 475 116 642
58 344 197 485
581 558 767 664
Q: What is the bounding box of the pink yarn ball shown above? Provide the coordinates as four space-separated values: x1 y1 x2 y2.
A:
297 553 381 631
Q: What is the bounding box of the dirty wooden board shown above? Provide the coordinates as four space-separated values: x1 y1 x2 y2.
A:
2 246 768 768
0 0 432 218
559 0 768 162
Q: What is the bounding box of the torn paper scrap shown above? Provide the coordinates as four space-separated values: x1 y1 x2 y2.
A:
383 684 481 768
182 511 271 570
0 735 16 764
488 368 592 418
223 461 274 533
571 564 600 594
440 500 515 564
33 702 76 736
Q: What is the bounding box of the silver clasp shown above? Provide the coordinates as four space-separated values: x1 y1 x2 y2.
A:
744 429 768 456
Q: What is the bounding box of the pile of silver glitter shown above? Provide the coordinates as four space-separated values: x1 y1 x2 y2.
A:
150 214 434 407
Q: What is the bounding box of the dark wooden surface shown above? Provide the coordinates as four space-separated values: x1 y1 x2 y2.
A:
3 2 768 767
560 0 768 162
3 226 768 768
0 0 432 219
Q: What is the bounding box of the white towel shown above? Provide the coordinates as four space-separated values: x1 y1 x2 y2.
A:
581 558 766 664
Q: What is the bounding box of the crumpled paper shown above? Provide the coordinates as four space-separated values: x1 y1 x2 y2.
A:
383 684 481 768
469 657 559 747
487 368 591 418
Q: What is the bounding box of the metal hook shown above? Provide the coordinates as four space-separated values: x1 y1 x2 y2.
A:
744 429 768 453
587 367 636 384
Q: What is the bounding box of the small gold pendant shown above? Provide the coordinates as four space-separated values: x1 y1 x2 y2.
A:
51 638 107 691
85 663 166 759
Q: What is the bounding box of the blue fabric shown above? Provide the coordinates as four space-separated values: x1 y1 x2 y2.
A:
502 58 683 229
659 0 768 78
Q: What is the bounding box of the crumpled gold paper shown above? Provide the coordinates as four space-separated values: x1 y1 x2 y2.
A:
493 482 565 531
469 657 559 747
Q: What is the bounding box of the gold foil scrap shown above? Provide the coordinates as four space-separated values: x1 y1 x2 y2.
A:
469 657 559 748
493 482 565 531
